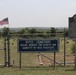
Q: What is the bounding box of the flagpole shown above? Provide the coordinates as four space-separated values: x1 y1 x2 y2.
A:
7 18 11 67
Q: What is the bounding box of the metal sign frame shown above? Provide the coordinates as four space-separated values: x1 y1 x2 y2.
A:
17 39 59 53
69 14 76 39
69 14 76 69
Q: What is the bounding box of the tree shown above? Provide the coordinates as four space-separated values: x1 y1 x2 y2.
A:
64 29 68 37
17 28 30 38
50 27 56 37
29 28 37 34
2 27 9 37
71 43 75 53
0 31 2 37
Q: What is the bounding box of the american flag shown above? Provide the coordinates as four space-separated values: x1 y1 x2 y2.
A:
0 18 9 25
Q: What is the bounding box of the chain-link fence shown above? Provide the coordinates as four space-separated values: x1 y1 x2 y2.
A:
9 33 75 68
0 31 75 68
0 36 5 66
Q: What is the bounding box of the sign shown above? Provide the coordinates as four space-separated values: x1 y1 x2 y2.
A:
69 14 76 69
69 14 76 38
18 39 59 52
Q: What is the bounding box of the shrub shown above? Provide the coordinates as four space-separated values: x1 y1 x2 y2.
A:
71 43 75 53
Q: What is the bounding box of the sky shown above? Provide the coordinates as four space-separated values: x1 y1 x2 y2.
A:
0 0 76 28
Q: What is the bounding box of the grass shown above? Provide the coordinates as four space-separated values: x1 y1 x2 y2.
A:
0 66 76 75
0 37 76 75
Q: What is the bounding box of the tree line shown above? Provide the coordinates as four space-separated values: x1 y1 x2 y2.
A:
0 27 68 38
1 27 76 53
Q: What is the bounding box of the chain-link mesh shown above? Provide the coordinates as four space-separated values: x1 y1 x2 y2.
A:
0 37 5 66
9 34 75 68
0 32 75 68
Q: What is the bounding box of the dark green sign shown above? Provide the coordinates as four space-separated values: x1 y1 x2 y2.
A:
18 39 59 52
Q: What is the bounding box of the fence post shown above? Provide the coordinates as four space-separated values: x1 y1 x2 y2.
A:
4 36 7 67
64 28 66 66
7 29 10 67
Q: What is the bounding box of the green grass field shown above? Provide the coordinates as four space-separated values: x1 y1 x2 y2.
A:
0 66 76 75
0 37 76 75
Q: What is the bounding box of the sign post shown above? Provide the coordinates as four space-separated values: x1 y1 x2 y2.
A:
19 53 22 69
54 52 56 69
